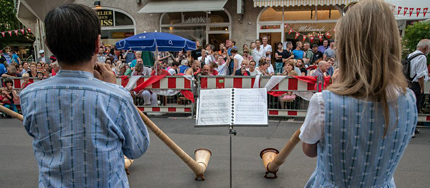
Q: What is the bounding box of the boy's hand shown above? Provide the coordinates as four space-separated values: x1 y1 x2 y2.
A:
94 62 116 84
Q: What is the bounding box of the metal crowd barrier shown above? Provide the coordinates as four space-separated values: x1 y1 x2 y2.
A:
118 76 194 115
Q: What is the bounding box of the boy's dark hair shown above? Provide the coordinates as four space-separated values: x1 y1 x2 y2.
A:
44 4 101 66
4 78 13 86
172 61 180 67
231 48 238 53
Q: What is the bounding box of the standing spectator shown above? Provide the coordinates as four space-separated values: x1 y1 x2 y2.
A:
312 61 328 91
311 44 324 65
243 44 250 53
29 62 38 77
282 42 295 64
234 60 251 76
1 66 19 78
265 57 275 75
261 36 272 58
255 59 269 76
11 50 21 64
242 50 253 62
97 46 107 63
198 50 214 66
141 51 155 68
21 62 29 74
292 41 305 60
230 48 243 75
323 40 336 59
408 39 429 137
215 56 228 76
296 59 307 76
38 50 45 63
227 39 237 56
252 39 264 66
50 61 60 76
130 51 142 69
123 50 135 64
282 60 295 75
275 42 285 74
318 39 329 53
21 73 32 89
325 57 335 76
303 42 313 65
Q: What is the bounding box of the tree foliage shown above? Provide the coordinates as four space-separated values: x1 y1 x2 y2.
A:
402 20 430 64
0 0 24 48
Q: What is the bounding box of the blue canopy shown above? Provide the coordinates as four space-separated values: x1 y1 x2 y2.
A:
115 32 196 52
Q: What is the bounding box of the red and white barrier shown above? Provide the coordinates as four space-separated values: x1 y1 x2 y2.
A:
200 76 258 89
268 110 307 117
137 107 192 113
121 76 192 90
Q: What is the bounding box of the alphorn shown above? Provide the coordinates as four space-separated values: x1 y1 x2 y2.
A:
260 128 301 179
0 105 212 180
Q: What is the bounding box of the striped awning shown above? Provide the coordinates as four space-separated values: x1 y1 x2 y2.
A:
253 0 357 7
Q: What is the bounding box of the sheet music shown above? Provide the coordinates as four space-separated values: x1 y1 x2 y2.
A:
196 89 232 125
233 88 268 125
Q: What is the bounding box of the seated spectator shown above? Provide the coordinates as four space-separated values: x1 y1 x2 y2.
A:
248 60 258 76
179 59 189 74
21 73 32 89
168 61 180 75
37 72 44 80
124 64 132 76
326 57 335 76
256 59 270 76
265 57 275 75
185 60 201 75
36 62 43 73
234 60 251 76
198 65 211 76
132 63 145 76
21 62 29 74
2 66 19 78
151 61 171 76
296 59 307 76
282 60 296 76
1 78 18 113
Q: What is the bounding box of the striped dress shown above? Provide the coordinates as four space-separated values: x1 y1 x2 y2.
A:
305 89 417 187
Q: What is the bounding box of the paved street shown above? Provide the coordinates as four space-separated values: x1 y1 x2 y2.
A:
1 117 429 188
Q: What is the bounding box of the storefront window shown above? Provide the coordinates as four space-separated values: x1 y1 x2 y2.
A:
260 25 281 30
162 13 181 24
183 12 207 24
317 9 341 20
209 11 229 23
260 7 283 21
115 12 134 26
162 26 207 44
96 8 135 45
284 9 313 21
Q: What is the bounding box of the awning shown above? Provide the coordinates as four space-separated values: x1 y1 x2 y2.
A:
138 0 228 14
253 0 357 7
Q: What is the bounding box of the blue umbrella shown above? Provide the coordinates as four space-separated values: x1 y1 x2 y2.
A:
115 32 196 52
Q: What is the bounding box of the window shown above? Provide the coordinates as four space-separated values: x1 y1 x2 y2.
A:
115 12 134 26
260 7 283 21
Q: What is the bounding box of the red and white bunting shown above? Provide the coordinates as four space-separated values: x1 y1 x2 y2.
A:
416 8 421 17
1 32 5 37
14 30 18 36
409 8 414 17
310 36 314 43
27 28 31 33
8 31 12 36
318 35 323 42
303 35 307 41
20 29 25 34
288 28 293 35
424 8 428 17
295 32 300 39
397 6 402 15
325 32 331 39
403 7 408 16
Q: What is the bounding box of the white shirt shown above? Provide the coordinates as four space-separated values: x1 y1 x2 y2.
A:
198 55 214 65
267 63 274 74
234 54 244 70
261 44 272 58
408 50 428 82
216 63 228 76
248 69 258 76
252 48 265 66
299 93 325 144
168 68 177 75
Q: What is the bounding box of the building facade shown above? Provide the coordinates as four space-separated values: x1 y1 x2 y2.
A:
17 0 430 57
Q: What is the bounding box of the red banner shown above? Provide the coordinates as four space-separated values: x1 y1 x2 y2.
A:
416 8 421 17
318 35 323 42
310 36 314 43
20 29 25 34
409 8 414 17
295 32 300 39
397 6 402 15
14 30 18 36
403 7 408 16
288 28 293 35
8 31 12 36
303 35 307 41
424 8 428 17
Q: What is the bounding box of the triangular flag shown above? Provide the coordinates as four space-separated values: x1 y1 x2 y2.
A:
310 36 314 43
318 35 323 42
303 35 307 41
1 32 5 37
295 32 300 39
409 8 414 17
8 31 12 36
284 24 287 28
398 6 402 15
403 7 408 16
424 8 428 17
416 8 421 17
20 29 25 34
27 28 32 33
14 30 18 36
289 28 293 35
325 32 331 39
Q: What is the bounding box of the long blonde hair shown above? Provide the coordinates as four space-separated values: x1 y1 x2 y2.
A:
328 0 407 137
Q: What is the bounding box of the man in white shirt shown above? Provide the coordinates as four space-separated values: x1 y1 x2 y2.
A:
261 36 272 59
252 39 265 67
230 48 243 75
265 57 275 75
197 49 214 66
408 39 429 137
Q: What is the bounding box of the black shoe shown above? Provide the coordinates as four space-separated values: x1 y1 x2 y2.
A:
415 129 420 135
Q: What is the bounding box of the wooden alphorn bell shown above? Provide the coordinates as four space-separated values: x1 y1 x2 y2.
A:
0 105 212 180
260 128 301 179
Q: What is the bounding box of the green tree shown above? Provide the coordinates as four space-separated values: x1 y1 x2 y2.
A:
0 0 33 49
402 20 430 64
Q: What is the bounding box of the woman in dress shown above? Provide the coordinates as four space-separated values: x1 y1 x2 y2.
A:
300 0 417 187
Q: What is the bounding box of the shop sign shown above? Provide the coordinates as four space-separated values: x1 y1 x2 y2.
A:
298 26 326 32
185 16 206 24
97 10 114 26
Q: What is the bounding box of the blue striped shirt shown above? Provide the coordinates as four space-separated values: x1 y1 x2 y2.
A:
20 70 150 188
